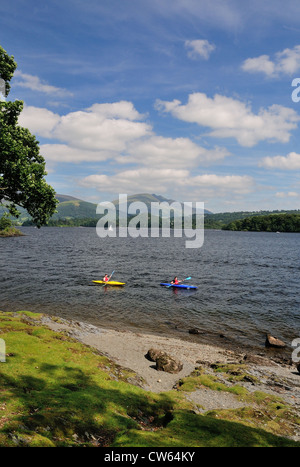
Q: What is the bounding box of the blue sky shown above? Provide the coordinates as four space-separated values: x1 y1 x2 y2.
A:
2 0 300 212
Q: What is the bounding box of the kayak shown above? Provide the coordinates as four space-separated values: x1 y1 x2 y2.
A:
160 282 198 290
92 280 125 286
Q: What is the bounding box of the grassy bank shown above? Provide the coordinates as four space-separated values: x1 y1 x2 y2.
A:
0 227 24 237
0 311 299 447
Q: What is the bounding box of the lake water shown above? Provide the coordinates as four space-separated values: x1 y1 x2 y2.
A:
1 227 299 353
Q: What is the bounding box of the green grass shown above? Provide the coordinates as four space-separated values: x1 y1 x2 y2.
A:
0 311 299 447
0 226 24 237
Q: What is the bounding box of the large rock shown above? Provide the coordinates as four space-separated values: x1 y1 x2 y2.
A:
265 334 286 349
145 348 183 374
145 348 166 362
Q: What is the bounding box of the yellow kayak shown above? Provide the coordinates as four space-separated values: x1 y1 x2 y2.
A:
92 280 125 286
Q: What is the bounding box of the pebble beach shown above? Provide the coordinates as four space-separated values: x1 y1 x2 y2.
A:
42 314 300 435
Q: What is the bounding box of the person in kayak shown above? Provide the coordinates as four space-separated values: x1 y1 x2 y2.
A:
171 276 182 285
103 273 112 282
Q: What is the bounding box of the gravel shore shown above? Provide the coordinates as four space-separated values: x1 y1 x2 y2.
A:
41 314 300 440
42 316 300 398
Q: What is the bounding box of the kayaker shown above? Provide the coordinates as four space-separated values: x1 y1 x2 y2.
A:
103 273 111 282
171 276 182 285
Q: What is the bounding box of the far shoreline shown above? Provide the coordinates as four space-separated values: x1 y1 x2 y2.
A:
0 227 24 237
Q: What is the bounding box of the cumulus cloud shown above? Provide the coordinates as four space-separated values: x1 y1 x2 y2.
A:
80 169 254 198
190 174 254 193
155 93 300 147
275 191 299 198
241 55 275 77
18 105 61 138
40 144 110 163
18 101 230 169
18 99 254 203
80 168 189 194
260 151 300 170
13 71 73 97
241 45 300 77
185 39 215 60
121 136 230 168
18 101 153 160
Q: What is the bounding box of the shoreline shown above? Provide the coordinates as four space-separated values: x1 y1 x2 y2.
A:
2 310 300 443
43 307 295 365
41 314 300 409
42 314 232 393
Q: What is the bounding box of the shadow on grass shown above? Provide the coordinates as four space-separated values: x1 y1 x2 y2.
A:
0 358 174 446
0 359 299 447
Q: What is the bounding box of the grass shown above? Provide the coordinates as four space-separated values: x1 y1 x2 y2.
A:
0 311 299 447
0 226 24 237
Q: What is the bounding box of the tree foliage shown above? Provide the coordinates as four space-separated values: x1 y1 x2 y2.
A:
222 214 300 233
0 45 57 226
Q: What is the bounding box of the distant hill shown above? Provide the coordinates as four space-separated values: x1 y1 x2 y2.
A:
50 196 98 220
112 193 212 216
0 194 98 223
2 192 299 228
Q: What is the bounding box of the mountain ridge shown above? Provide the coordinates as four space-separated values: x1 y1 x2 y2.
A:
1 193 299 227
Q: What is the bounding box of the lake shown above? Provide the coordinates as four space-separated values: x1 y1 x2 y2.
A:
1 227 299 353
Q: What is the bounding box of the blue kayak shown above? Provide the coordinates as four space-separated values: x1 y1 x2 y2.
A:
160 282 198 290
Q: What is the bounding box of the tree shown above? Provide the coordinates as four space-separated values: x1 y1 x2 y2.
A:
0 45 57 226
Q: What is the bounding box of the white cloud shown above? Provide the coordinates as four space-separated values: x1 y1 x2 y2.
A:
53 109 151 152
276 191 299 198
14 71 73 97
80 169 254 198
121 136 230 168
18 102 152 159
80 168 189 194
185 39 215 60
241 55 275 77
40 144 110 163
156 93 300 146
88 101 146 120
190 174 254 193
241 45 300 77
18 105 61 138
260 151 300 170
18 101 230 168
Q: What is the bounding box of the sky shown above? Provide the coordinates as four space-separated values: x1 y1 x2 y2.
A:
2 0 300 213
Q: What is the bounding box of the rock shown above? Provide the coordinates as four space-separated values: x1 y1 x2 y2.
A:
145 348 166 362
155 354 183 374
145 348 183 374
297 363 300 375
188 328 202 335
265 334 286 349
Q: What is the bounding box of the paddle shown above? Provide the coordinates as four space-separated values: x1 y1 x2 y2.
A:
167 276 191 287
103 270 114 286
